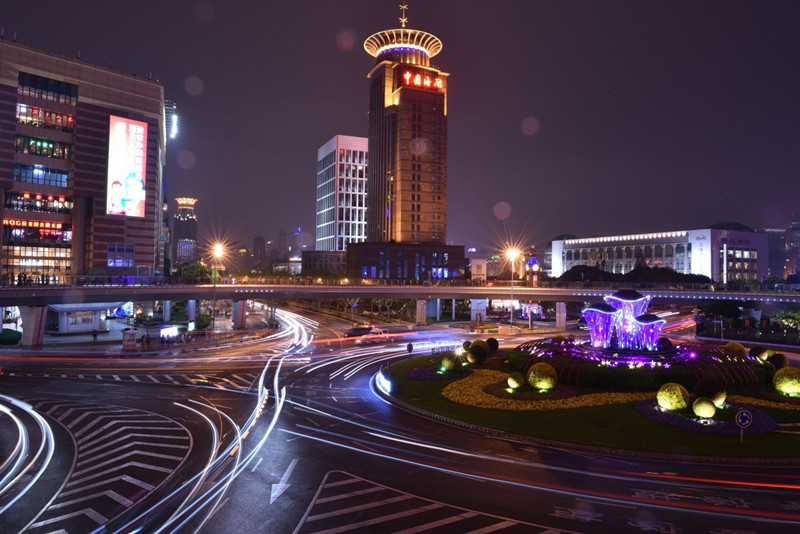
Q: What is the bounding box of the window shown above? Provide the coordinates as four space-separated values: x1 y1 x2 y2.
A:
16 104 75 132
18 72 78 105
107 243 134 267
14 164 68 187
15 135 73 160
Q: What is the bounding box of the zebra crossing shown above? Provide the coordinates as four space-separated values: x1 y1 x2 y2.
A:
21 399 190 533
5 371 261 392
294 471 571 534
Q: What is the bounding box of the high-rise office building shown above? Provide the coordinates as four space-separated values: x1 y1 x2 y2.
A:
363 8 448 244
173 197 198 266
252 235 267 270
316 135 368 251
1 39 167 282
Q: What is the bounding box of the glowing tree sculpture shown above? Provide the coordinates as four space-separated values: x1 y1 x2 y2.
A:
582 290 666 351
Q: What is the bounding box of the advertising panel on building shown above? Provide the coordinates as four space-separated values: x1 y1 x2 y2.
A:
106 115 148 217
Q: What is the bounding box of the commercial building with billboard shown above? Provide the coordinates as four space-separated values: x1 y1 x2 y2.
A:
0 39 168 283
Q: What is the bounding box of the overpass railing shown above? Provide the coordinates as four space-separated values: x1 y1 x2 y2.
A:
1 274 798 294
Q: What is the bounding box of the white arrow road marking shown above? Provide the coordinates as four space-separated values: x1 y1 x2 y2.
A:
270 458 298 504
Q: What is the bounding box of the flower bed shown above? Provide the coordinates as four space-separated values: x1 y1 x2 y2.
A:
441 369 654 411
635 400 777 435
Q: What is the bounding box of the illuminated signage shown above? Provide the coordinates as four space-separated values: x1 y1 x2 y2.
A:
107 115 147 217
3 219 63 229
401 70 443 91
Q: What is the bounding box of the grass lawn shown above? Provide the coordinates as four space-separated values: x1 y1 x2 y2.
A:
387 354 800 459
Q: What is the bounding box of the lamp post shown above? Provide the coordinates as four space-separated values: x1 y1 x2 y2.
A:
212 243 224 333
506 248 520 329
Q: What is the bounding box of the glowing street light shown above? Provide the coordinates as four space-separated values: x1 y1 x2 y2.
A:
212 243 225 332
506 248 521 329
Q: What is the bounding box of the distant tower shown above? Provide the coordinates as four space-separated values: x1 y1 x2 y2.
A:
316 135 368 251
252 235 267 270
277 229 289 262
363 4 448 244
173 197 198 265
164 100 178 140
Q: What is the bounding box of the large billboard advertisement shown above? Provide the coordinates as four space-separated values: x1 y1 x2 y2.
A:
107 115 147 217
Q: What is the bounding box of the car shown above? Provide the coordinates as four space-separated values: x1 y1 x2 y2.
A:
355 328 389 345
344 326 372 338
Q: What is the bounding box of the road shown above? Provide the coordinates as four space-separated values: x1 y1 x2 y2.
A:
1 309 800 533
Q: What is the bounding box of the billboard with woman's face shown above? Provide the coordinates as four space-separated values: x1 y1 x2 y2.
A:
107 115 147 217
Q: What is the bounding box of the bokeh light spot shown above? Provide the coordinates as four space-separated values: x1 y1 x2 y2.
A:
521 116 541 136
177 150 196 170
184 75 205 96
493 201 512 220
410 138 428 156
336 29 357 52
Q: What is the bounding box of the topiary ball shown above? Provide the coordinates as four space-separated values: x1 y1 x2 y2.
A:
692 397 716 418
507 372 525 389
657 382 690 411
694 377 726 408
724 341 746 358
527 362 558 391
486 337 499 354
749 345 766 359
472 339 490 354
773 367 800 396
768 353 788 370
462 340 472 351
441 354 459 372
551 335 566 344
467 344 487 365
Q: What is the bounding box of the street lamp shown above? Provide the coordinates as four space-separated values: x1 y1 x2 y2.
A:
506 248 521 329
212 243 224 332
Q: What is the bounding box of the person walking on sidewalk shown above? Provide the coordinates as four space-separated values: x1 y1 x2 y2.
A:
92 330 98 342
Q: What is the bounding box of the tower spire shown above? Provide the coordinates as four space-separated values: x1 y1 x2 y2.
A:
399 3 408 28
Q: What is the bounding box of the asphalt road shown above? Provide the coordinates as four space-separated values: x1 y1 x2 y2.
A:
2 308 800 533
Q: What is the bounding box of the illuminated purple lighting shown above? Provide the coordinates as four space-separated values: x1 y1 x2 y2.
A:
582 290 666 351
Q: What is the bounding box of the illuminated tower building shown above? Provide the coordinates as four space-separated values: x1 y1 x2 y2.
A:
173 197 198 265
316 135 368 251
363 5 448 244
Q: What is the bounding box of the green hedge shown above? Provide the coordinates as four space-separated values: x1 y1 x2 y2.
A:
0 328 22 345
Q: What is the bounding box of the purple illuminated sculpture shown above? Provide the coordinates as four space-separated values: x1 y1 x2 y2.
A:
582 290 666 351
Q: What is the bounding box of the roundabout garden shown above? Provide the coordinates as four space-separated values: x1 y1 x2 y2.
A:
380 291 800 460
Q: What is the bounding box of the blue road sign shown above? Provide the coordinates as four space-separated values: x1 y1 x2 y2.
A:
735 409 753 429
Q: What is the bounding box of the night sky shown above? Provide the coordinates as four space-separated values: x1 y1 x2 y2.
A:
3 1 800 254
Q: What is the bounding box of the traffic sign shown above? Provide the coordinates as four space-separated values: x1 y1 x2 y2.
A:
736 409 752 443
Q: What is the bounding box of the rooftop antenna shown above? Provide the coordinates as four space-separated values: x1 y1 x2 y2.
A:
76 50 81 60
12 31 17 42
1 27 5 39
399 3 408 28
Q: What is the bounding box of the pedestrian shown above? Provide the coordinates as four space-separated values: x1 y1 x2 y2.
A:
92 329 98 342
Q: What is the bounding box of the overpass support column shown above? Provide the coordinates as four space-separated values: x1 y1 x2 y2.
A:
163 300 171 322
187 300 196 322
555 301 567 331
426 299 441 321
232 300 247 330
470 299 487 322
20 306 47 348
415 300 427 325
451 299 456 321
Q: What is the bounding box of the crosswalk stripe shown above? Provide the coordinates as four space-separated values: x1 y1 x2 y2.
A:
315 485 385 504
463 521 520 533
131 375 140 382
307 503 443 534
113 375 121 381
148 375 160 383
307 495 413 521
392 511 479 534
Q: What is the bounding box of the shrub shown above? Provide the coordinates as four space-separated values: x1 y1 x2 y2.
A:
694 377 726 408
486 337 499 354
773 367 800 396
507 372 525 389
467 344 487 365
657 337 673 351
462 340 472 351
551 335 566 344
441 354 459 373
723 341 746 358
527 362 558 391
748 345 766 359
472 339 490 354
692 397 716 418
507 349 526 371
768 353 788 370
657 382 690 411
0 328 22 345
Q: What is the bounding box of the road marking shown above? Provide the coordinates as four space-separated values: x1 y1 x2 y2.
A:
392 511 479 534
463 522 519 533
30 508 108 528
148 375 160 383
48 489 134 509
113 375 121 381
66 461 173 487
308 503 443 534
250 457 263 473
323 478 361 489
131 375 140 382
315 486 385 504
271 458 299 504
307 495 413 521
